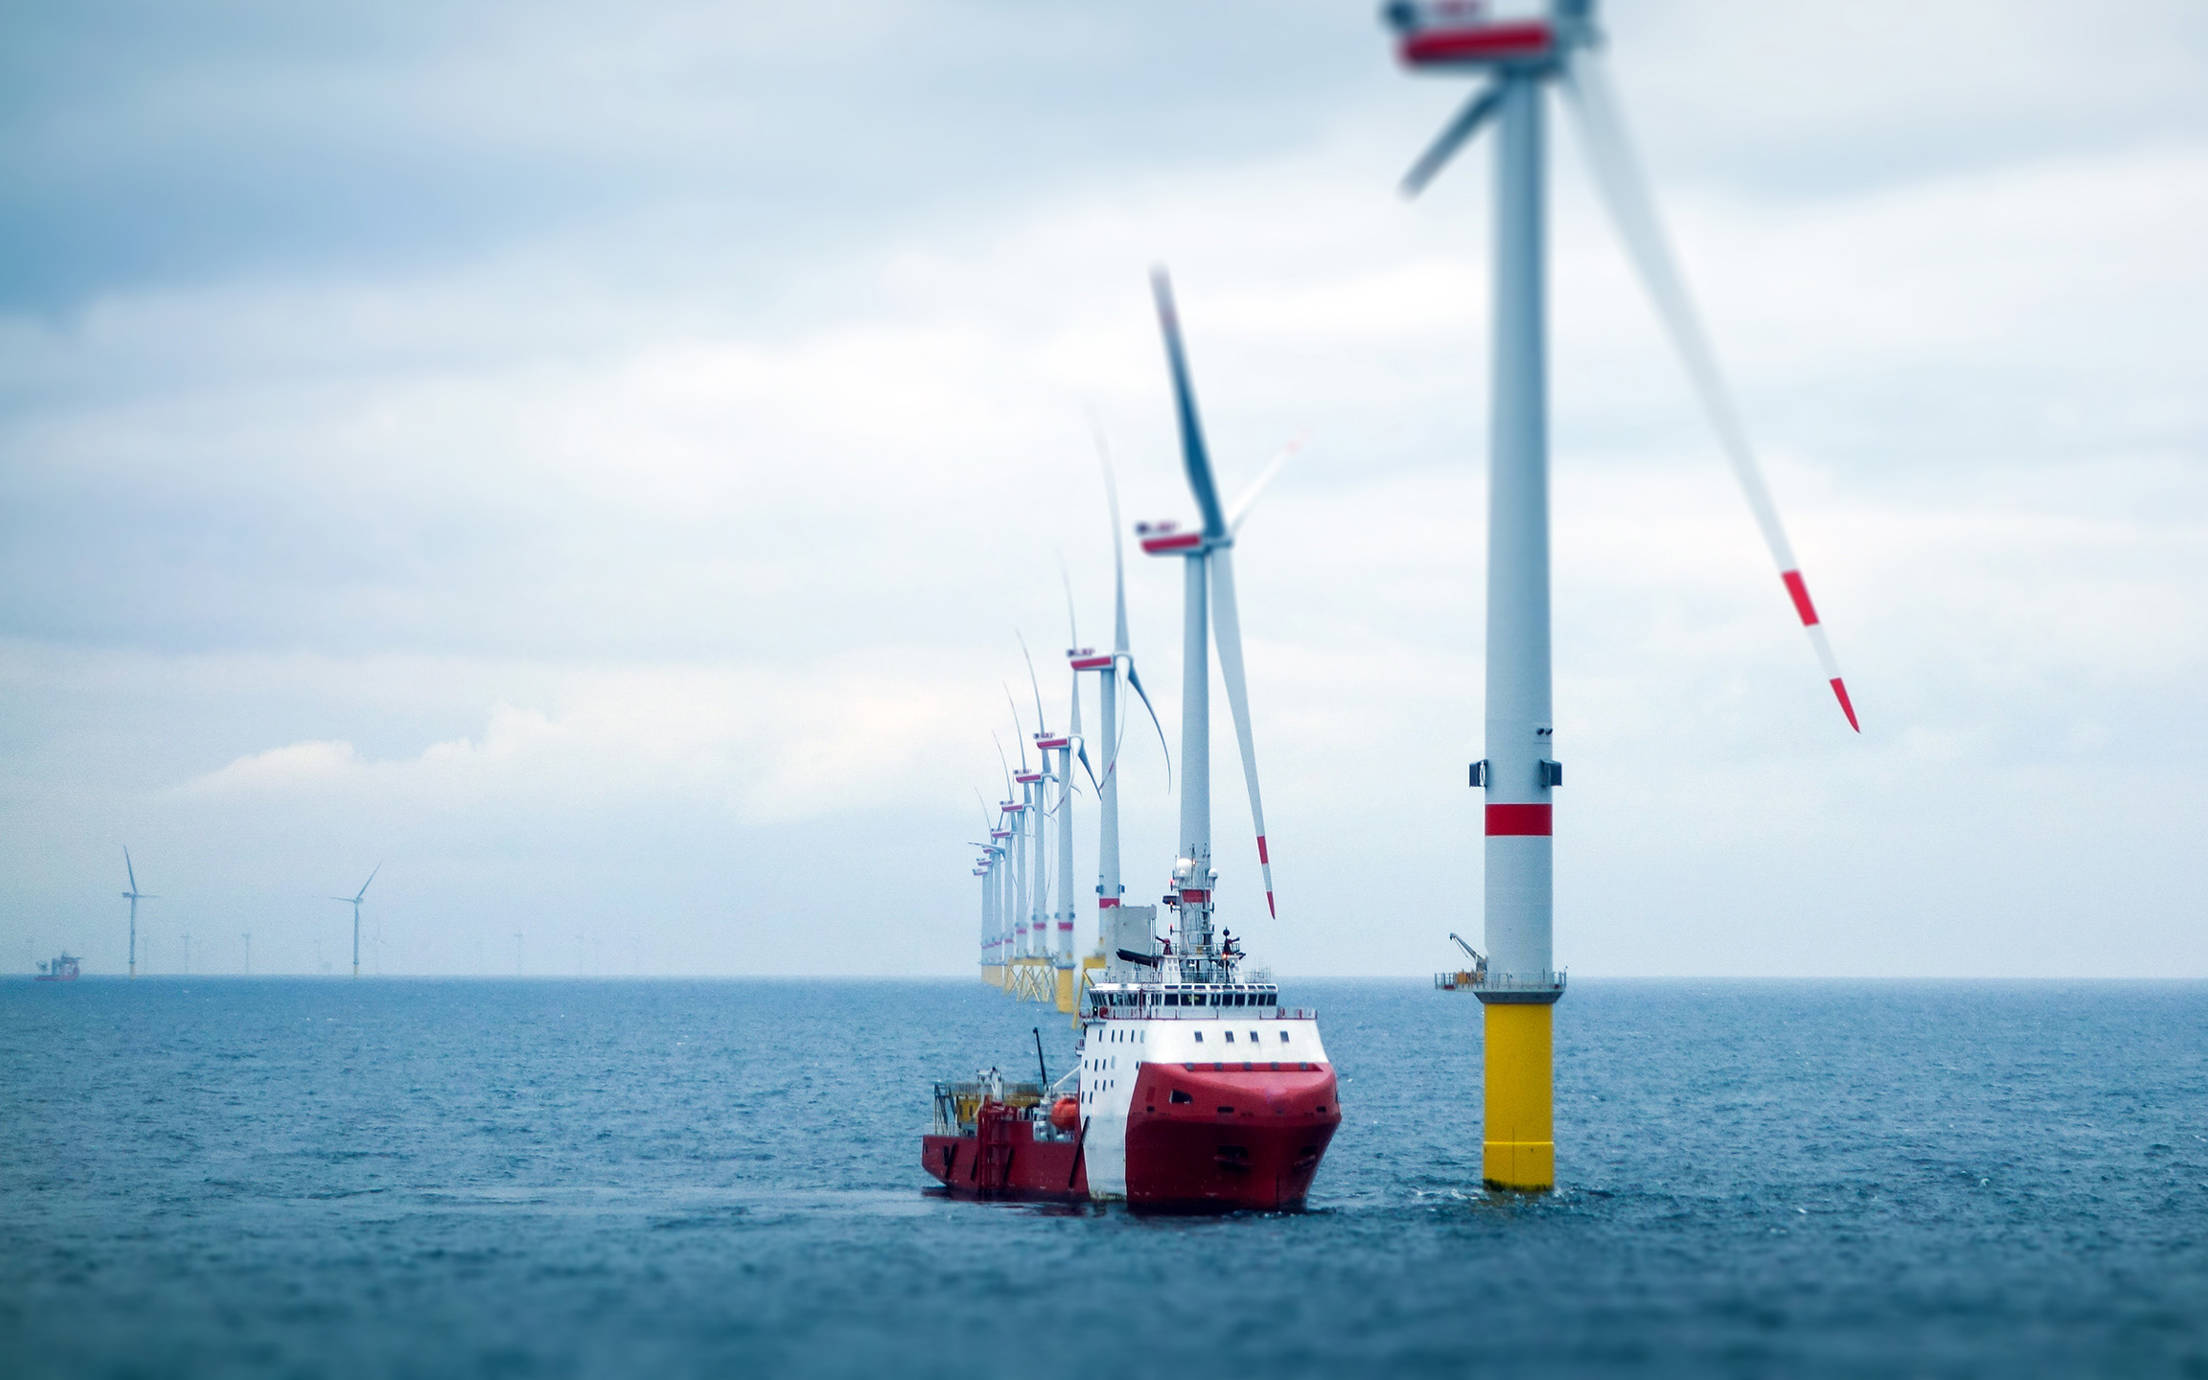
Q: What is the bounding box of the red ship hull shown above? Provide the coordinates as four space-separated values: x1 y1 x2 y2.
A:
923 1063 1339 1212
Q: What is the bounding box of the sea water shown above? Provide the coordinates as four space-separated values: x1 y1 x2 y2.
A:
1 978 2203 1377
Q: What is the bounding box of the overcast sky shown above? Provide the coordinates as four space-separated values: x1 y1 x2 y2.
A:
3 0 2204 979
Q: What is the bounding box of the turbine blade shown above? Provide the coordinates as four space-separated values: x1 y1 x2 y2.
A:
1208 548 1276 918
1090 424 1131 656
1057 553 1079 659
1226 439 1304 535
1149 267 1228 539
1401 82 1506 198
993 732 1012 795
1074 737 1102 795
1003 684 1029 769
357 861 381 901
1563 50 1859 731
1017 632 1048 735
1122 659 1173 792
124 846 138 893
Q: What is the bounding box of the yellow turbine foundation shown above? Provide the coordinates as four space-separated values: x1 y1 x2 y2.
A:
1054 964 1076 1014
1005 957 1053 1001
981 965 1006 989
1482 1002 1554 1192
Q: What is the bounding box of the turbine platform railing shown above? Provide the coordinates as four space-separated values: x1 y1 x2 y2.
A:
1457 970 1569 1004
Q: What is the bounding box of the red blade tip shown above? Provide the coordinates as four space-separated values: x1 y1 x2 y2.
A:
1830 678 1860 733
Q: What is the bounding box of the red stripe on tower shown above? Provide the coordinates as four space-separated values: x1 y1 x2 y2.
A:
1781 570 1819 627
1485 804 1553 836
1830 678 1861 733
1097 898 1120 909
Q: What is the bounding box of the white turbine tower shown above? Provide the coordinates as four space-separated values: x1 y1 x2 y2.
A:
329 864 380 979
1134 269 1287 971
1004 686 1051 1000
1024 629 1089 1012
1383 0 1859 1192
120 847 156 980
1070 440 1173 987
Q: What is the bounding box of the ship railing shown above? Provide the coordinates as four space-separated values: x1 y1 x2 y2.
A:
1085 1006 1319 1021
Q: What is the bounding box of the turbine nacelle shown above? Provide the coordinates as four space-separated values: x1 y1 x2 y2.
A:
1135 519 1210 556
1384 1 1561 70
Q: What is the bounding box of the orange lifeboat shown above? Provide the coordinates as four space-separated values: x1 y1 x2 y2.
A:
1049 1096 1079 1131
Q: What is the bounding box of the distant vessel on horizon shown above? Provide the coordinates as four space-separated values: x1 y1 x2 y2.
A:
35 953 81 982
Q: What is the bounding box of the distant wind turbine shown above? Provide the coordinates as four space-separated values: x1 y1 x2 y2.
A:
121 847 157 980
329 864 380 979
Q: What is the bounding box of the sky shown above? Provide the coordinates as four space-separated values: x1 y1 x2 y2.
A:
2 0 2205 979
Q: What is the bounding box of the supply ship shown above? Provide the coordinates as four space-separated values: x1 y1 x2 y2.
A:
925 916 1339 1210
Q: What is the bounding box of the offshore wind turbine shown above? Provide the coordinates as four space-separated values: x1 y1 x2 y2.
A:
1069 439 1172 998
993 727 1034 990
1383 0 1859 1191
1024 629 1087 1012
329 864 380 979
1133 268 1287 970
120 847 156 979
1005 685 1050 999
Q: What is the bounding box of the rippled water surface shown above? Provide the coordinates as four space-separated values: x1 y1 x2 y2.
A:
3 978 2204 1377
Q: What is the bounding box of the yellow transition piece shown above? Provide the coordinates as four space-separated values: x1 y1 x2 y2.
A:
1482 1002 1554 1191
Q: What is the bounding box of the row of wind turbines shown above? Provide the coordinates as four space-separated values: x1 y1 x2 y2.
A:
962 0 1857 1192
95 848 381 977
970 268 1295 1018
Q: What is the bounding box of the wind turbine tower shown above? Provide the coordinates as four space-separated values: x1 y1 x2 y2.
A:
1026 631 1083 1013
1134 269 1284 978
1384 0 1858 1191
988 817 1014 984
330 864 380 979
1069 445 1172 1009
120 848 156 979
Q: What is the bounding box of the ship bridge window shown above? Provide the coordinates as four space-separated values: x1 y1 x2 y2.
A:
1279 1030 1290 1044
1224 1031 1235 1043
1193 1031 1203 1043
1249 1031 1258 1043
